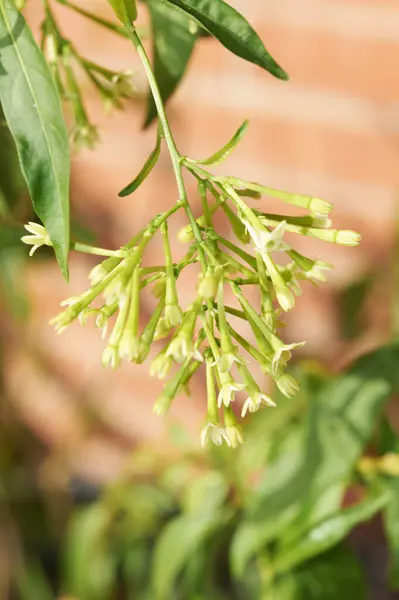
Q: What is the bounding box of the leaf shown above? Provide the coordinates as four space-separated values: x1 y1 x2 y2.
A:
190 120 249 166
230 345 399 577
379 416 399 455
119 129 161 196
62 505 116 600
383 479 399 589
182 471 229 516
14 561 54 600
146 0 197 126
0 0 70 278
270 544 367 600
275 488 390 574
107 0 137 23
151 510 227 600
338 274 374 340
165 0 288 80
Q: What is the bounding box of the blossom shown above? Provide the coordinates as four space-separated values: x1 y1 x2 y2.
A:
243 219 290 255
102 344 120 370
217 376 246 408
119 331 140 361
21 222 52 256
275 373 300 398
150 353 173 380
225 425 244 448
166 334 203 364
299 260 333 284
271 341 306 375
241 391 276 417
216 352 246 374
164 303 183 329
200 422 231 448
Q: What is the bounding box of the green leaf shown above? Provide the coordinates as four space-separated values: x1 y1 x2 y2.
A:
63 505 116 600
152 510 227 600
189 120 249 166
231 345 399 577
146 0 196 126
119 129 161 196
165 0 288 80
383 479 399 589
270 544 367 600
107 0 137 23
338 274 374 340
0 0 70 278
14 561 54 600
379 416 399 455
275 488 390 574
182 471 229 516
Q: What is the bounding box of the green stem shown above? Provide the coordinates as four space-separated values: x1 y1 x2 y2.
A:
71 241 124 257
125 25 207 270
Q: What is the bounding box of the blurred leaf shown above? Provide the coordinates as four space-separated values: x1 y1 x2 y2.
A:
383 478 399 589
63 504 116 600
338 274 374 340
0 248 29 321
275 487 390 574
146 0 197 126
270 544 367 600
379 416 399 455
0 0 70 278
152 509 229 600
182 471 229 516
231 345 399 577
165 0 288 80
14 561 54 600
115 483 175 538
107 0 137 23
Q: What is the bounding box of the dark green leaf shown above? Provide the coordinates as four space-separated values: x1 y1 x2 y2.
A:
146 0 196 126
379 416 399 455
338 274 374 340
165 0 288 80
0 0 70 278
231 345 399 577
119 129 161 196
270 544 367 600
14 561 54 600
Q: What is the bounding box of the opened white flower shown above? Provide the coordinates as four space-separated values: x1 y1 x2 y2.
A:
217 375 246 408
201 422 231 448
102 344 120 370
271 341 306 375
241 391 276 417
299 260 333 284
21 222 52 256
243 219 290 255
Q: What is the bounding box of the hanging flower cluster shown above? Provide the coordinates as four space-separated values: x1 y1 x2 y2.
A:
22 136 360 448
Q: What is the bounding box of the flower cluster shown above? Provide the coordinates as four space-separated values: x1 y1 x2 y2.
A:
22 150 360 448
41 1 137 149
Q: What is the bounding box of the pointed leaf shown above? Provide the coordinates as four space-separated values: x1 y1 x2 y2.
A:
275 488 390 574
119 130 161 196
189 120 249 166
146 0 196 126
165 0 288 80
0 0 70 278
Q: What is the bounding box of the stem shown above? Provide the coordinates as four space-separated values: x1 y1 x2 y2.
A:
71 241 124 257
125 25 207 270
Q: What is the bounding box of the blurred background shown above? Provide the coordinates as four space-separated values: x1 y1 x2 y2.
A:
2 0 399 598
